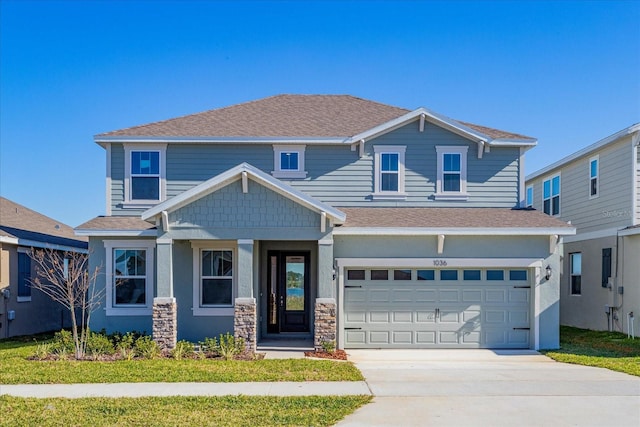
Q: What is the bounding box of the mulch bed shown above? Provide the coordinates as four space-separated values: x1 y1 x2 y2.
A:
304 349 348 360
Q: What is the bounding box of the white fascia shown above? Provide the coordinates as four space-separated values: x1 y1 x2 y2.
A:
94 136 347 147
74 229 158 237
526 123 640 182
3 236 88 253
332 227 576 236
618 227 640 237
0 236 19 245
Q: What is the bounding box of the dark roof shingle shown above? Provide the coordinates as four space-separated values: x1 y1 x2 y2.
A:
97 94 532 140
339 207 573 229
0 197 87 248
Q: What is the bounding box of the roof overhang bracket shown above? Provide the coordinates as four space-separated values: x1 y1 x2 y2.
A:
350 139 365 158
320 211 327 233
437 234 445 255
477 141 485 159
241 171 249 194
161 210 170 232
632 131 639 146
549 234 559 254
419 113 426 132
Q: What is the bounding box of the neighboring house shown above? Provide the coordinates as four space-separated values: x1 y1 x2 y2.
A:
0 197 88 338
526 124 640 335
76 95 574 351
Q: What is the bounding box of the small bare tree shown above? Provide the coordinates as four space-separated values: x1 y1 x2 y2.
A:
29 248 102 359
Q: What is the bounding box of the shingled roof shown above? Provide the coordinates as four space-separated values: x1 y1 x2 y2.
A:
96 94 532 140
338 207 574 231
0 197 87 248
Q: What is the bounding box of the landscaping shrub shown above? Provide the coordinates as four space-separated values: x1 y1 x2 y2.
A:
134 335 161 359
86 331 115 359
216 332 245 360
171 340 195 360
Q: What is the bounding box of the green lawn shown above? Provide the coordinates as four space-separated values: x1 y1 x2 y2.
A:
0 395 372 427
542 326 640 376
0 335 364 384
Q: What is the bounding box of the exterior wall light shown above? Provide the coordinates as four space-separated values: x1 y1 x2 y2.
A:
545 265 552 281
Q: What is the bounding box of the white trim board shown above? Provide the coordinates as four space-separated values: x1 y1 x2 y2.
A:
336 258 543 268
0 236 87 253
333 227 575 236
75 229 158 237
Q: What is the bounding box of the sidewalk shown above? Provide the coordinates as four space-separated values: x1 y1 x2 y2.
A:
0 381 371 398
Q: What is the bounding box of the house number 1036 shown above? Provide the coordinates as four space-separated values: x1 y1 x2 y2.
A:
433 260 447 266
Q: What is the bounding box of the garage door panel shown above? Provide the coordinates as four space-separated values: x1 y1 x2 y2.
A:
415 289 437 302
392 311 413 323
416 311 437 322
392 331 413 344
369 311 390 323
462 290 482 302
344 268 531 349
486 289 507 303
439 290 460 302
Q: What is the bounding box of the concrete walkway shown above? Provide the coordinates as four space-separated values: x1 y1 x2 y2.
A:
0 381 370 398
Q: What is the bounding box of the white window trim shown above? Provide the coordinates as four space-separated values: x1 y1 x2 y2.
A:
272 145 307 179
435 146 469 200
104 240 155 316
526 185 534 208
372 145 407 200
192 241 236 316
589 155 599 199
543 173 561 217
123 144 167 207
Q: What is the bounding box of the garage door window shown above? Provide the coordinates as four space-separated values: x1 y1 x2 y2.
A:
371 270 389 280
487 270 504 280
440 270 458 280
417 270 435 280
347 270 365 280
394 270 412 280
509 270 527 281
463 270 481 280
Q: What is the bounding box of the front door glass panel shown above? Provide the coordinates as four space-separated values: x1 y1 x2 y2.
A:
285 256 305 310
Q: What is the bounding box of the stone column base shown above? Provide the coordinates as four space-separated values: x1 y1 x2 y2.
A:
234 298 257 354
314 298 337 351
152 297 177 350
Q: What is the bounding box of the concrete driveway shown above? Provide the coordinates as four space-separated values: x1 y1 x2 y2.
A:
337 350 640 427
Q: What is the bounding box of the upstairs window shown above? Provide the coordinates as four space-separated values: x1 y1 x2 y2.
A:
589 156 599 198
124 145 166 205
272 145 307 179
373 146 406 199
543 174 560 216
435 146 468 200
526 185 534 208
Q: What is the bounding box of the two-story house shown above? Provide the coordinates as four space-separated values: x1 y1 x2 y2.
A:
1 197 88 338
526 124 640 335
76 95 574 351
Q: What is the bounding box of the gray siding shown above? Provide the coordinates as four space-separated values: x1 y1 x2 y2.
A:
165 180 328 241
527 138 634 233
108 121 523 216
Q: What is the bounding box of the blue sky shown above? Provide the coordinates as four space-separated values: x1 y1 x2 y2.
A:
1 0 638 227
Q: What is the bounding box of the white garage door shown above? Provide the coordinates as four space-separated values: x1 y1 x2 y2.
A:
343 267 531 349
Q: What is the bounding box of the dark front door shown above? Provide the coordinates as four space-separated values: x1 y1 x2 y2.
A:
267 251 310 333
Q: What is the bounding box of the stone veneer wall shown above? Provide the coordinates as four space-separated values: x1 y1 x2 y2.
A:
152 297 177 350
314 298 336 351
234 298 257 353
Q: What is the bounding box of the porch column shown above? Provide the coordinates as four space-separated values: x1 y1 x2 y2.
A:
153 238 177 350
235 239 256 353
315 239 337 351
